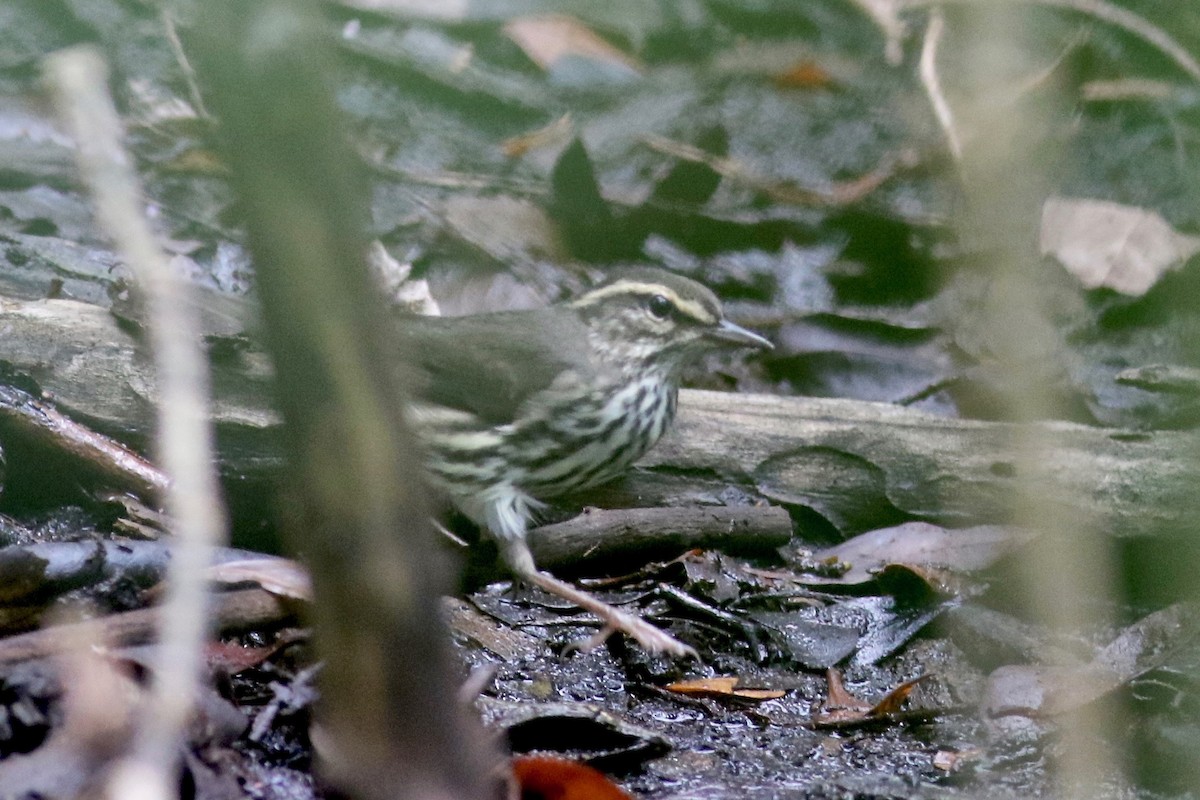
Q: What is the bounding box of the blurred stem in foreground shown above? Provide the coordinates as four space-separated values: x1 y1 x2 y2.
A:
46 45 227 800
948 6 1121 797
191 2 495 799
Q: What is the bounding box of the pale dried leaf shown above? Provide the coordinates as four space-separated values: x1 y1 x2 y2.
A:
1040 197 1200 296
501 113 574 159
337 0 468 21
206 557 312 600
368 240 440 315
503 15 641 76
806 523 1034 586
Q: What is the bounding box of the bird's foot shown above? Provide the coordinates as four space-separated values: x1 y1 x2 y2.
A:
526 569 697 659
565 611 698 660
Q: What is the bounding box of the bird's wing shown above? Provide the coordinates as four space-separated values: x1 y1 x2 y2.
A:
393 308 594 425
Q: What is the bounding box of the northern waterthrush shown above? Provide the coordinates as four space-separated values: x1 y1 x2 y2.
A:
397 268 772 656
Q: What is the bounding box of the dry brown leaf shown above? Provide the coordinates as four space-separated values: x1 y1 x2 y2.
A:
512 755 633 800
815 669 927 726
869 675 929 716
1040 197 1200 296
501 113 574 158
734 688 789 701
774 59 836 89
204 632 303 674
666 676 739 695
503 15 642 75
665 676 786 701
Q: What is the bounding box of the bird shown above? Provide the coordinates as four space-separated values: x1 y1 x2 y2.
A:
395 268 772 657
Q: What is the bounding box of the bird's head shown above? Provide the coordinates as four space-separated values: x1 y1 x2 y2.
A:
569 268 772 374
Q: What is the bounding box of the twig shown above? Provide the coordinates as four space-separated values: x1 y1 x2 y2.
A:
641 134 907 207
849 0 908 65
918 11 961 161
0 588 296 666
526 505 793 570
45 45 226 800
897 0 1200 83
0 384 168 498
159 8 212 120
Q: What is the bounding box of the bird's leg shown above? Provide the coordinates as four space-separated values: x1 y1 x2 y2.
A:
501 539 697 659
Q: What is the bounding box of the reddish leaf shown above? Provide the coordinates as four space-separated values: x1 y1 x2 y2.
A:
512 755 633 800
774 59 835 89
869 674 930 717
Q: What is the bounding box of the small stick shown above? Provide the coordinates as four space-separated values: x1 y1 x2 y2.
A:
527 505 792 570
46 45 226 800
0 384 168 498
0 588 296 667
897 0 1200 83
918 11 961 162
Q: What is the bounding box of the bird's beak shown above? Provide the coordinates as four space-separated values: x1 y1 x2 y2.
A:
711 318 774 350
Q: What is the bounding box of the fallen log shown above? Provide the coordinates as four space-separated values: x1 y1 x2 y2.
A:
624 390 1198 538
0 295 1194 538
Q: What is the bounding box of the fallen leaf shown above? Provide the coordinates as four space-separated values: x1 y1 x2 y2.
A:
442 194 565 263
806 523 1035 586
503 15 641 77
1040 197 1200 296
512 754 633 800
774 59 836 89
982 602 1200 720
204 631 305 674
823 668 870 711
815 669 929 727
869 675 930 716
665 676 786 701
502 113 574 158
205 557 313 601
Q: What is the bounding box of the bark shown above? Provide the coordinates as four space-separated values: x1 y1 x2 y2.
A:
0 296 1194 539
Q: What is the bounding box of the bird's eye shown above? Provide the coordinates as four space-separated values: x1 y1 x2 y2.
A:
647 294 673 320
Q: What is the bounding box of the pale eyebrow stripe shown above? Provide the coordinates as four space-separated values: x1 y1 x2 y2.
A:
570 280 718 324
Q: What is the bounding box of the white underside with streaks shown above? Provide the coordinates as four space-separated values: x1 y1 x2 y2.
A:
415 369 676 541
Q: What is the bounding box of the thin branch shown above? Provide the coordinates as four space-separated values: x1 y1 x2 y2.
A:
45 45 227 800
918 10 961 161
527 505 793 570
0 588 295 667
160 8 212 120
898 0 1200 83
849 0 908 65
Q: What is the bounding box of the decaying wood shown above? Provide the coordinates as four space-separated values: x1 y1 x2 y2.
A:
0 295 275 434
0 588 296 666
633 390 1198 538
0 296 1194 539
527 505 793 570
0 384 167 499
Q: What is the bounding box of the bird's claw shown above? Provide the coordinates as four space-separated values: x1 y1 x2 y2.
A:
565 610 698 660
